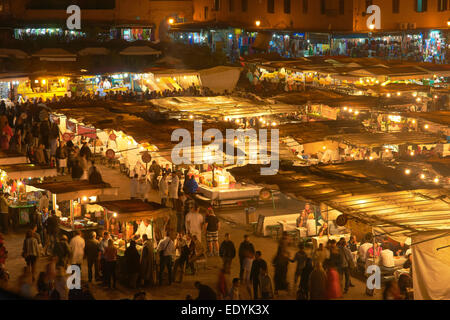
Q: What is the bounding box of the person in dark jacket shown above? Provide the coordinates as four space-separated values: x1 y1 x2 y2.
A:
195 281 217 300
53 235 70 268
184 175 198 194
219 233 236 274
238 234 255 279
85 232 100 283
250 251 267 300
44 210 59 256
79 141 92 162
125 240 141 289
71 159 84 180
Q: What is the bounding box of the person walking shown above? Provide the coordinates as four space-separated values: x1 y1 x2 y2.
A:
309 261 328 300
157 232 175 286
298 258 313 300
291 243 308 287
125 240 141 289
52 235 70 269
238 235 255 279
159 174 169 207
44 210 58 256
339 239 355 294
219 233 236 274
104 239 117 289
272 245 290 295
185 203 203 241
173 233 189 283
250 251 267 300
69 230 85 270
259 266 274 299
168 172 180 208
204 207 219 256
325 260 342 299
85 232 100 283
140 234 155 287
22 230 40 282
99 231 110 284
55 141 68 174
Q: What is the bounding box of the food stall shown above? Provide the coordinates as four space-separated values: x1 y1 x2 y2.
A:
87 200 172 285
28 180 119 238
88 199 172 252
196 172 263 207
0 163 57 228
17 76 70 101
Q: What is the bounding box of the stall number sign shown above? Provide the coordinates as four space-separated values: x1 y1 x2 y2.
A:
106 149 116 159
63 132 73 142
141 151 152 164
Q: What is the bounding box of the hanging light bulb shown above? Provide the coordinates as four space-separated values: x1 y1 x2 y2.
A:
420 174 425 179
434 177 440 184
404 169 411 175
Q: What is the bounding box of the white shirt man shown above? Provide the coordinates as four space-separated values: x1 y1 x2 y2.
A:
69 233 85 265
380 248 395 268
157 236 175 257
358 242 373 262
185 209 204 240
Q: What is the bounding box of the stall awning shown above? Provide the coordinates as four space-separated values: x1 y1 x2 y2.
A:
93 200 171 222
0 163 57 180
0 151 28 165
119 46 162 56
29 180 119 201
32 48 77 61
326 132 444 148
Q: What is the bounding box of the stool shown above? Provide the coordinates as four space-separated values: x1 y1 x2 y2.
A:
286 230 299 245
250 222 258 234
266 224 282 240
195 258 207 272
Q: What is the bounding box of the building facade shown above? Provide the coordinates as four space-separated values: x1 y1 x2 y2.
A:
193 0 450 32
170 0 449 62
0 0 194 41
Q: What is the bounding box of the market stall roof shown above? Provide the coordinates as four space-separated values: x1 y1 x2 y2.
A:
402 111 450 127
326 132 444 148
143 68 200 76
357 83 430 94
0 151 27 165
0 72 29 83
0 163 57 180
31 48 77 61
119 46 162 56
28 180 119 202
229 164 450 235
150 96 300 118
50 104 239 160
92 200 171 222
168 20 236 32
78 47 111 56
0 48 29 59
279 120 366 144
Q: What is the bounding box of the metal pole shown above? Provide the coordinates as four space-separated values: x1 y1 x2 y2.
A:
70 199 74 229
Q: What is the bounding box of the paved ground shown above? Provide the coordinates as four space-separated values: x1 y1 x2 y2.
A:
0 163 381 300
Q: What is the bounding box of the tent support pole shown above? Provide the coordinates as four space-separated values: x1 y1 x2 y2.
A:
70 199 74 229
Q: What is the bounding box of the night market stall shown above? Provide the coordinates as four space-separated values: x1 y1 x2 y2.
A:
0 163 57 229
28 180 118 238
